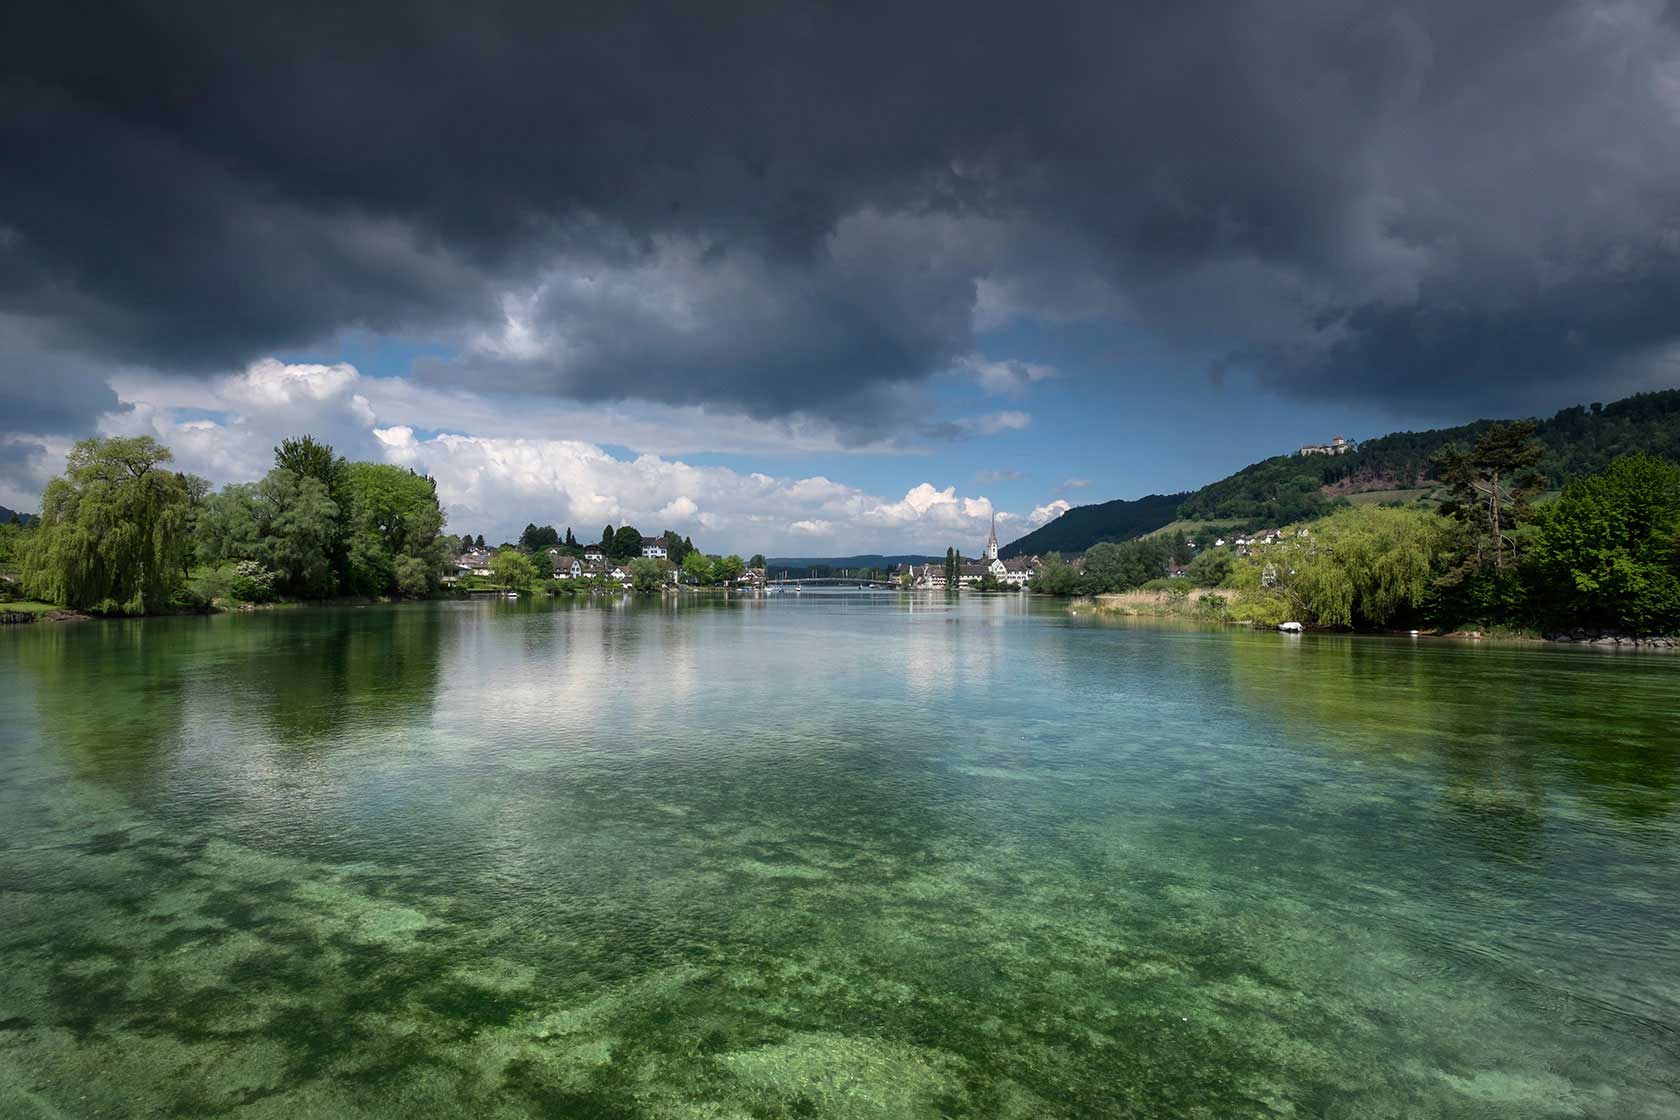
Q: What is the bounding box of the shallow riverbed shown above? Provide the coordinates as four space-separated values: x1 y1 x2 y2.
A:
2 594 1677 1117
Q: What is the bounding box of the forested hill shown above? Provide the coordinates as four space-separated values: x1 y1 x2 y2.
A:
1005 387 1680 555
0 505 35 525
1180 388 1680 523
998 493 1187 559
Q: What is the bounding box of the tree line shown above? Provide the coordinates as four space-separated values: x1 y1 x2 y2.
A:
1034 423 1680 637
5 435 450 614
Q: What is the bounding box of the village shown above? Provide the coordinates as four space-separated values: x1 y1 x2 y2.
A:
438 510 1321 596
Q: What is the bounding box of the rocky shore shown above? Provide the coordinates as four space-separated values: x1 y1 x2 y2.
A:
1549 630 1678 648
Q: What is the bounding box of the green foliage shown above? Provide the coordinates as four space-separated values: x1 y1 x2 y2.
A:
1527 454 1680 634
1224 507 1451 628
682 551 714 584
1169 530 1192 566
1177 454 1337 523
0 519 29 566
274 435 350 582
1187 548 1232 587
519 523 560 552
1191 589 1232 619
22 436 190 613
627 556 666 594
187 560 278 606
714 555 745 584
1028 554 1084 596
488 549 538 590
749 553 766 570
196 469 340 598
394 555 433 598
611 525 643 559
342 462 449 597
1081 538 1168 593
1433 420 1545 572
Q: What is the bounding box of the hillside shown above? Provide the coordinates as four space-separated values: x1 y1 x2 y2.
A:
998 493 1188 559
0 505 35 526
1015 387 1680 555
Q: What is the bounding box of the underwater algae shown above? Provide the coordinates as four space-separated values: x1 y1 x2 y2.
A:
2 597 1678 1117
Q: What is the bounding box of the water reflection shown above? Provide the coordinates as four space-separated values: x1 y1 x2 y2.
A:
2 598 1678 1117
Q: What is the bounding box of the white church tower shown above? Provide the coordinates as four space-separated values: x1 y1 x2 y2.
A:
984 514 999 561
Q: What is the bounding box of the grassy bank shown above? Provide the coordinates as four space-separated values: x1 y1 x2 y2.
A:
1082 587 1237 621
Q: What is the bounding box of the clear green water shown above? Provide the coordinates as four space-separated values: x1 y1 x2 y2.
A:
2 595 1678 1118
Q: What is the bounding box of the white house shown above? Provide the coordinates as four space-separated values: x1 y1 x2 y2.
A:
554 557 584 580
583 546 606 563
642 541 668 559
1299 435 1353 457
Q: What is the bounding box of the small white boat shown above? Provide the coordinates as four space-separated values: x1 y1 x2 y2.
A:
1278 621 1303 633
505 591 519 599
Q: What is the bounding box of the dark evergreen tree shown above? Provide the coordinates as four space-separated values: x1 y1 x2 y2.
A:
1434 420 1546 571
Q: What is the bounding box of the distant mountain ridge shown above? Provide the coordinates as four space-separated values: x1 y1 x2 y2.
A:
0 505 35 526
999 493 1187 559
766 554 940 570
1004 387 1680 557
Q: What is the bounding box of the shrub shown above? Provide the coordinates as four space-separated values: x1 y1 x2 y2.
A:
187 560 278 606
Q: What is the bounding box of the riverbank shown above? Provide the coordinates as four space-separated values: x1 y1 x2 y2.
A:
0 600 88 624
1074 591 1678 648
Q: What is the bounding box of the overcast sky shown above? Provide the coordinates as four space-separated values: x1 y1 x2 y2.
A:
4 0 1678 553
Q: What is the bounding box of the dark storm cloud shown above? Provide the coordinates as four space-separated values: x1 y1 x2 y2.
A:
2 0 1678 430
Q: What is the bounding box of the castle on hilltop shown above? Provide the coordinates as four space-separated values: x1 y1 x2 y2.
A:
1298 435 1353 457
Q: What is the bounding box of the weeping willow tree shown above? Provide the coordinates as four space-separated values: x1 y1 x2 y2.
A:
1227 506 1452 628
1286 507 1453 628
21 436 190 613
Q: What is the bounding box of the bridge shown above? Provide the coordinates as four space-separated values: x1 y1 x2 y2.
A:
765 577 902 589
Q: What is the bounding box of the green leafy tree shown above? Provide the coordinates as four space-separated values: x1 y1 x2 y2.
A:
601 525 614 550
715 554 745 583
1528 454 1680 633
1186 548 1232 587
342 463 449 597
474 534 486 549
1028 553 1083 596
944 547 957 587
178 472 211 578
275 436 351 580
1082 538 1167 592
520 523 560 552
22 436 190 613
564 527 578 548
628 557 666 594
489 548 538 590
749 553 766 570
1170 530 1192 566
682 550 714 584
612 525 643 559
195 469 341 598
1285 507 1451 628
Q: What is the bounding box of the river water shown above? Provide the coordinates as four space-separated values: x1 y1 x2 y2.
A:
2 593 1678 1117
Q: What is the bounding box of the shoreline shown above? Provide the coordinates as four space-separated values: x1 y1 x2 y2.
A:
1071 593 1678 649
